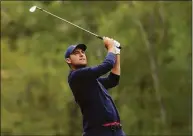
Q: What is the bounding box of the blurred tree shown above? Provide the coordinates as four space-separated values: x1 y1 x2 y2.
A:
1 1 191 135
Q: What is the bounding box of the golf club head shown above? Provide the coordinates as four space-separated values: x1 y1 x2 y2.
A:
29 6 37 12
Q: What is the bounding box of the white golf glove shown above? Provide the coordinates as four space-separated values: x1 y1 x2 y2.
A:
113 40 121 55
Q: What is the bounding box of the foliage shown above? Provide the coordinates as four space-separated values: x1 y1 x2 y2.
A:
1 1 192 135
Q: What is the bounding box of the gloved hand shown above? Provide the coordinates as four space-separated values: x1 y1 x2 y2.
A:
113 40 121 55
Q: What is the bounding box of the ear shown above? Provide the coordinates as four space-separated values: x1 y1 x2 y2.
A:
65 58 71 64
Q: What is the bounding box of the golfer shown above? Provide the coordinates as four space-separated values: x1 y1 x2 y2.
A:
65 37 126 136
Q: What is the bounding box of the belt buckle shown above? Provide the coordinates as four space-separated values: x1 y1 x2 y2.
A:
110 125 116 131
112 124 122 131
118 124 122 129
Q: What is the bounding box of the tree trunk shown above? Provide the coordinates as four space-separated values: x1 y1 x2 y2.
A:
67 101 80 135
128 1 167 128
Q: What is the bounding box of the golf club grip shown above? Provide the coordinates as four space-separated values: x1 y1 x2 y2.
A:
97 36 122 49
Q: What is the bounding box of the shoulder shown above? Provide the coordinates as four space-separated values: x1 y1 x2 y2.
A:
68 67 90 82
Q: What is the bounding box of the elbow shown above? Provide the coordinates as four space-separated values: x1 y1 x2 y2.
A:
114 79 120 87
109 73 120 88
111 78 120 88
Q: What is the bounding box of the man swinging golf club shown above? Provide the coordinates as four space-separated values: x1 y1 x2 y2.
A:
65 37 126 136
29 5 125 135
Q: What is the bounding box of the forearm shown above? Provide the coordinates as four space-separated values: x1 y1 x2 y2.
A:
111 55 120 75
98 55 120 89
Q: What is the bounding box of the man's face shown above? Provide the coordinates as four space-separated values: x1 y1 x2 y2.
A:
66 48 87 69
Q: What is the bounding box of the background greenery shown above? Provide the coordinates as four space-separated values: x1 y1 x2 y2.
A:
1 1 192 135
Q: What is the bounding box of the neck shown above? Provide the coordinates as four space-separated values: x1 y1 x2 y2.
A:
71 64 86 70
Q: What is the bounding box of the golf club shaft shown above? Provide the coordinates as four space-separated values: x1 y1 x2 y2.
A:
35 6 122 49
36 7 103 40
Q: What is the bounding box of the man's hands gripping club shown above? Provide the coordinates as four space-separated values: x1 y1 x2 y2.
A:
103 37 121 55
103 37 121 75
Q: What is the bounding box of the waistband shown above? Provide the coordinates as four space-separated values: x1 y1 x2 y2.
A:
102 121 121 127
102 121 122 131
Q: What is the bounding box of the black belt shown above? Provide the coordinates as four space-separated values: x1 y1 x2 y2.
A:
105 124 122 131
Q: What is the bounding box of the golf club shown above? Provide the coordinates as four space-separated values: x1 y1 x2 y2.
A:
29 6 122 49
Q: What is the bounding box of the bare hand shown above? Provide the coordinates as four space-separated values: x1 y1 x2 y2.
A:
103 37 114 50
